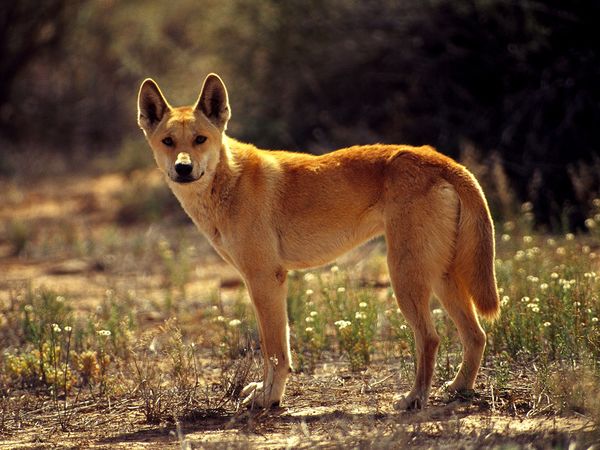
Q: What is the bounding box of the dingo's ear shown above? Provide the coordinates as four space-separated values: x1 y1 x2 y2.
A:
195 73 230 131
138 79 171 134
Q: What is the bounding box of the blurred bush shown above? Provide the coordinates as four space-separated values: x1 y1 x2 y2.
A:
1 0 599 228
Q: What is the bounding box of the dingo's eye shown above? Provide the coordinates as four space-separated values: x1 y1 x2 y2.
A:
195 135 207 145
162 137 174 147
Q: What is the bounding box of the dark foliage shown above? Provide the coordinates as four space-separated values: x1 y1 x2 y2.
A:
215 0 600 227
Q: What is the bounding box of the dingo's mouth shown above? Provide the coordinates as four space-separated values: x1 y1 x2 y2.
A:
171 170 204 184
173 176 196 184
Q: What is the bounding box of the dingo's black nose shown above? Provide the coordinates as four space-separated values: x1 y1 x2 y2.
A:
175 162 193 176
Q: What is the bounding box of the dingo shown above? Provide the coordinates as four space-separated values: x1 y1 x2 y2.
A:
137 74 499 410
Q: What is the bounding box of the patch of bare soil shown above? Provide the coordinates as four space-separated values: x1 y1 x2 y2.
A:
1 366 595 449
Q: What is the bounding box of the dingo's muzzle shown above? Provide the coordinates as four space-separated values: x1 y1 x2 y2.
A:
173 152 199 183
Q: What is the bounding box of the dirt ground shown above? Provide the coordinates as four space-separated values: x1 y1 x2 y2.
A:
2 373 595 449
0 171 598 449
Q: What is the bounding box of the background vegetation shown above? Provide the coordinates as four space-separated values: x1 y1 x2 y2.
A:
1 0 600 228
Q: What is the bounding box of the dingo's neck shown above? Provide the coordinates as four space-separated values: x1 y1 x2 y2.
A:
167 137 240 234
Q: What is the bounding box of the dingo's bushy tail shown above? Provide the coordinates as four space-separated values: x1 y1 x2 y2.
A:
452 171 500 320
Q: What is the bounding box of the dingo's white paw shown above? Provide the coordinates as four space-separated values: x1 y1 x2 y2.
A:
241 381 280 409
393 390 426 411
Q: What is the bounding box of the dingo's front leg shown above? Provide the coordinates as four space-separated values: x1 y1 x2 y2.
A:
241 269 292 408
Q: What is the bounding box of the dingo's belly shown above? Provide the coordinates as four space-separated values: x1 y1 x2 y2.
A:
277 207 384 269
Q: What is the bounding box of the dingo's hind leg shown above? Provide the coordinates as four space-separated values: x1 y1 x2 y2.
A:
433 274 486 393
385 216 440 410
390 272 438 410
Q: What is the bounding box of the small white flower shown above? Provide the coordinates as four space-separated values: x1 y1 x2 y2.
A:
501 296 510 306
330 265 339 273
585 218 596 229
514 250 525 261
551 272 559 279
556 247 566 256
501 234 511 242
63 326 72 332
305 316 314 323
523 235 533 244
310 311 318 317
399 324 407 330
504 221 515 231
355 311 367 320
540 283 548 291
97 329 111 337
582 245 591 254
543 322 551 327
591 317 598 323
565 233 575 241
303 273 316 282
228 319 241 327
334 320 351 330
547 238 556 246
305 327 314 333
216 315 225 322
337 287 346 293
305 289 314 296
56 296 65 303
24 305 33 313
52 323 61 333
432 308 443 316
359 302 367 308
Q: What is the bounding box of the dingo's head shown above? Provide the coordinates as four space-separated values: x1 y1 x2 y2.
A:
137 74 230 185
